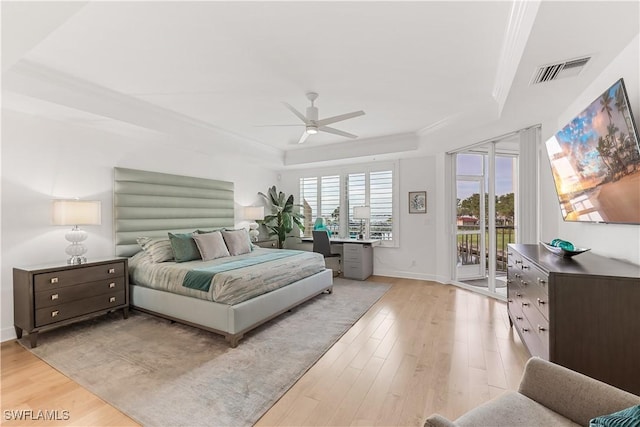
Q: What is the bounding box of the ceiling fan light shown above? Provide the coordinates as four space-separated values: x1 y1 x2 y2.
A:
306 126 318 135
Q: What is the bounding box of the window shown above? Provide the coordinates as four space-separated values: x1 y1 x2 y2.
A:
299 177 317 237
299 165 396 245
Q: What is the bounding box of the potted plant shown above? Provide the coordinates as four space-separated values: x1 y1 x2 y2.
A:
258 186 305 249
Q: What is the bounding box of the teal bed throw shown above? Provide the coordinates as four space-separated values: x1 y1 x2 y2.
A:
183 250 301 291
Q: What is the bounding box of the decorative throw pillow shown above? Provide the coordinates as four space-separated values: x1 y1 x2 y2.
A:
590 405 640 427
192 231 230 261
168 232 202 263
136 237 174 263
221 229 252 256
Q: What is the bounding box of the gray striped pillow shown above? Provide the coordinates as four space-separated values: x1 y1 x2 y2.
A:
136 237 174 263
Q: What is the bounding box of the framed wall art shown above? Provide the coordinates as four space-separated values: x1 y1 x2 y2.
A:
409 191 426 214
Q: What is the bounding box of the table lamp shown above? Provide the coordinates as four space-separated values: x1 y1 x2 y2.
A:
244 206 265 241
353 206 371 240
52 199 102 264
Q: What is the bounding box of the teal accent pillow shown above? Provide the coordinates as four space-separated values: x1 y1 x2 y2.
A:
168 232 202 263
590 405 640 427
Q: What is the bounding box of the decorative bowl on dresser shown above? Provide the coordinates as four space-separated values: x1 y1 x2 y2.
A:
507 243 640 395
13 257 129 347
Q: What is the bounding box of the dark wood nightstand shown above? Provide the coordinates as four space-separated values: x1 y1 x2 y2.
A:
13 258 129 348
253 239 278 249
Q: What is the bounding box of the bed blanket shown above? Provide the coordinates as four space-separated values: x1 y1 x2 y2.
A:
183 250 300 291
129 248 326 305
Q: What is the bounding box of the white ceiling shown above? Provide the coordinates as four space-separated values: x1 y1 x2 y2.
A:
2 1 639 166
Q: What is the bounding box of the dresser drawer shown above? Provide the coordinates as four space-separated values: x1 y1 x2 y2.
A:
34 262 125 292
523 302 550 359
35 291 126 327
35 277 126 309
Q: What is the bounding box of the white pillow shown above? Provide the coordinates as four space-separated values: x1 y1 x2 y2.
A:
221 229 252 256
192 231 230 261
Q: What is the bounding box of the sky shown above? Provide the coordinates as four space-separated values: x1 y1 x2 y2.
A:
456 154 515 200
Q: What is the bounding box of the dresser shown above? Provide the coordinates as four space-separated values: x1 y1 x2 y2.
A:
507 243 640 394
13 258 129 348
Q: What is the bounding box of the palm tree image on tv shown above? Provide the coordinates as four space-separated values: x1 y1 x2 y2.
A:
545 79 640 224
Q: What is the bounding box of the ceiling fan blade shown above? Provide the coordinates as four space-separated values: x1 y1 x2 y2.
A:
282 102 309 124
297 131 310 144
319 126 358 139
254 124 304 127
316 110 365 127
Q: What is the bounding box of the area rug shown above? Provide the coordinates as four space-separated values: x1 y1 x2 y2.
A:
21 278 390 427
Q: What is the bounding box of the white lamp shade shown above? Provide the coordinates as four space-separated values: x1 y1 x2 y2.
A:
52 200 102 226
244 206 265 220
353 206 371 219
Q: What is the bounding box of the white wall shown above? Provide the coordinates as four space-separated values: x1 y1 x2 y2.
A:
0 110 277 341
539 34 640 265
279 155 440 281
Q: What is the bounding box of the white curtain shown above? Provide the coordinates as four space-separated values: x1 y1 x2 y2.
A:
518 126 541 244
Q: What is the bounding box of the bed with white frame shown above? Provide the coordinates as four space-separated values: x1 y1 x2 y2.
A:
114 167 333 347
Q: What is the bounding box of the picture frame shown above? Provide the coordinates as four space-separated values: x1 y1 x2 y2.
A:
408 191 427 214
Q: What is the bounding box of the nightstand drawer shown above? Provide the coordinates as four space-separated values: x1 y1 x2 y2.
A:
34 262 125 292
35 291 126 327
35 277 126 309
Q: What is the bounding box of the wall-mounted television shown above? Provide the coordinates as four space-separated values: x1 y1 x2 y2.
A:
544 78 640 224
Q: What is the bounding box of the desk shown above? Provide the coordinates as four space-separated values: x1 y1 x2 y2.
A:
301 237 380 280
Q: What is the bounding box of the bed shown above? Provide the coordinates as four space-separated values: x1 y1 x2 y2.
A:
114 167 333 347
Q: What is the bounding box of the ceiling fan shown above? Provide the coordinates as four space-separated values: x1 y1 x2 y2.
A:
276 92 365 144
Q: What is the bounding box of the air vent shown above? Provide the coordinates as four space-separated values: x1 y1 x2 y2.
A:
531 57 591 84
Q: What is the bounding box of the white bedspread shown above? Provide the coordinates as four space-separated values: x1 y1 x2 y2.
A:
128 248 326 305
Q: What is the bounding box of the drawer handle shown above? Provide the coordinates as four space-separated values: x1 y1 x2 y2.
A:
522 327 529 333
521 281 528 286
508 299 513 303
515 292 522 297
521 302 530 307
507 252 513 256
507 279 513 284
514 273 522 278
108 268 116 274
516 316 523 321
51 294 59 301
51 310 59 318
538 325 547 332
50 277 59 284
537 298 546 305
109 296 116 303
515 260 522 264
537 278 547 285
507 264 513 268
522 265 530 270
109 282 116 288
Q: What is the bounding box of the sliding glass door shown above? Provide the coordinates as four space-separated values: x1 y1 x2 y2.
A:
454 146 518 297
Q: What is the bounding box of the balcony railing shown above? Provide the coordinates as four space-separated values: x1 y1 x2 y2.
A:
457 225 515 272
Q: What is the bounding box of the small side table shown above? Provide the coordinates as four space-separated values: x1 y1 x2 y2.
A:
13 257 130 347
254 239 278 249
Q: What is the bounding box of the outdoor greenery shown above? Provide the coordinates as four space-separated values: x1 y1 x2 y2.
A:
457 192 515 225
258 186 305 249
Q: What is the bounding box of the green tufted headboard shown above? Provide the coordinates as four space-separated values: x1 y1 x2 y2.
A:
114 167 235 257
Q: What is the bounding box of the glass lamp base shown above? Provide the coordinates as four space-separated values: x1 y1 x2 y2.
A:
68 255 87 265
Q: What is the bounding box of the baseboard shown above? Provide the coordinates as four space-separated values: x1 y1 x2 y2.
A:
1 326 17 343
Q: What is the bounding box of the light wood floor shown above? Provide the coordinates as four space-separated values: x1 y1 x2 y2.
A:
1 277 529 426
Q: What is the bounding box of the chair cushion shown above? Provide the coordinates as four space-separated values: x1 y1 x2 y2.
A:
455 391 579 427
